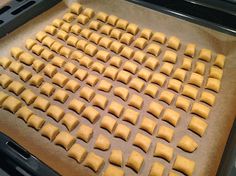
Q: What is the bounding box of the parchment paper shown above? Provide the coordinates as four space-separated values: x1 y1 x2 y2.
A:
0 1 236 176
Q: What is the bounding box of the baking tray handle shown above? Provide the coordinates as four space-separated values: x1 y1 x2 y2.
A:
0 132 59 176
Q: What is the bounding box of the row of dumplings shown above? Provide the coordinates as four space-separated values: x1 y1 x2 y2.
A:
92 11 226 65
0 89 195 175
33 28 223 94
69 2 226 66
53 1 208 69
64 7 225 79
0 89 191 176
0 53 215 112
33 22 224 90
0 90 197 176
0 90 123 174
9 41 222 96
0 69 212 122
1 49 217 112
0 70 204 141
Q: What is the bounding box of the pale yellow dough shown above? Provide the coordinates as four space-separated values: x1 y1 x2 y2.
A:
152 32 166 44
0 74 12 88
83 152 104 172
140 28 152 40
61 113 79 132
133 133 151 152
173 155 195 176
2 96 22 113
134 38 147 50
159 90 175 105
94 134 110 151
99 37 112 49
19 69 32 82
175 96 191 112
74 68 88 81
89 20 101 31
29 74 44 88
144 83 159 98
110 28 122 40
86 67 100 80
40 123 59 141
120 32 134 45
76 124 93 142
150 73 166 87
20 89 37 105
133 50 146 64
82 106 100 123
138 68 152 81
191 102 210 119
107 15 119 26
68 143 87 163
116 19 128 30
113 87 129 101
8 81 25 95
96 12 108 22
127 23 139 35
109 150 123 166
163 50 177 63
146 43 161 56
54 131 76 151
40 82 55 96
120 46 134 59
27 114 45 130
182 84 198 100
103 66 119 80
68 99 85 114
184 43 196 57
149 162 165 176
162 108 180 126
126 150 144 173
140 116 157 134
80 86 95 102
53 89 69 103
103 165 124 176
92 94 108 109
129 78 145 92
188 116 208 136
167 79 182 92
46 105 65 121
198 48 212 62
167 36 180 50
177 135 198 153
122 108 139 125
110 41 124 54
129 94 143 110
100 25 112 35
144 57 159 70
116 70 132 84
100 115 117 133
157 125 174 142
52 72 69 87
154 142 174 162
97 80 112 92
173 68 186 82
16 106 33 122
69 3 82 15
147 101 163 118
108 101 124 117
33 96 50 112
114 123 131 141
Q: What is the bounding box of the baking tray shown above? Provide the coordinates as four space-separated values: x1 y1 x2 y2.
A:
0 132 59 176
0 0 236 176
0 0 61 38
